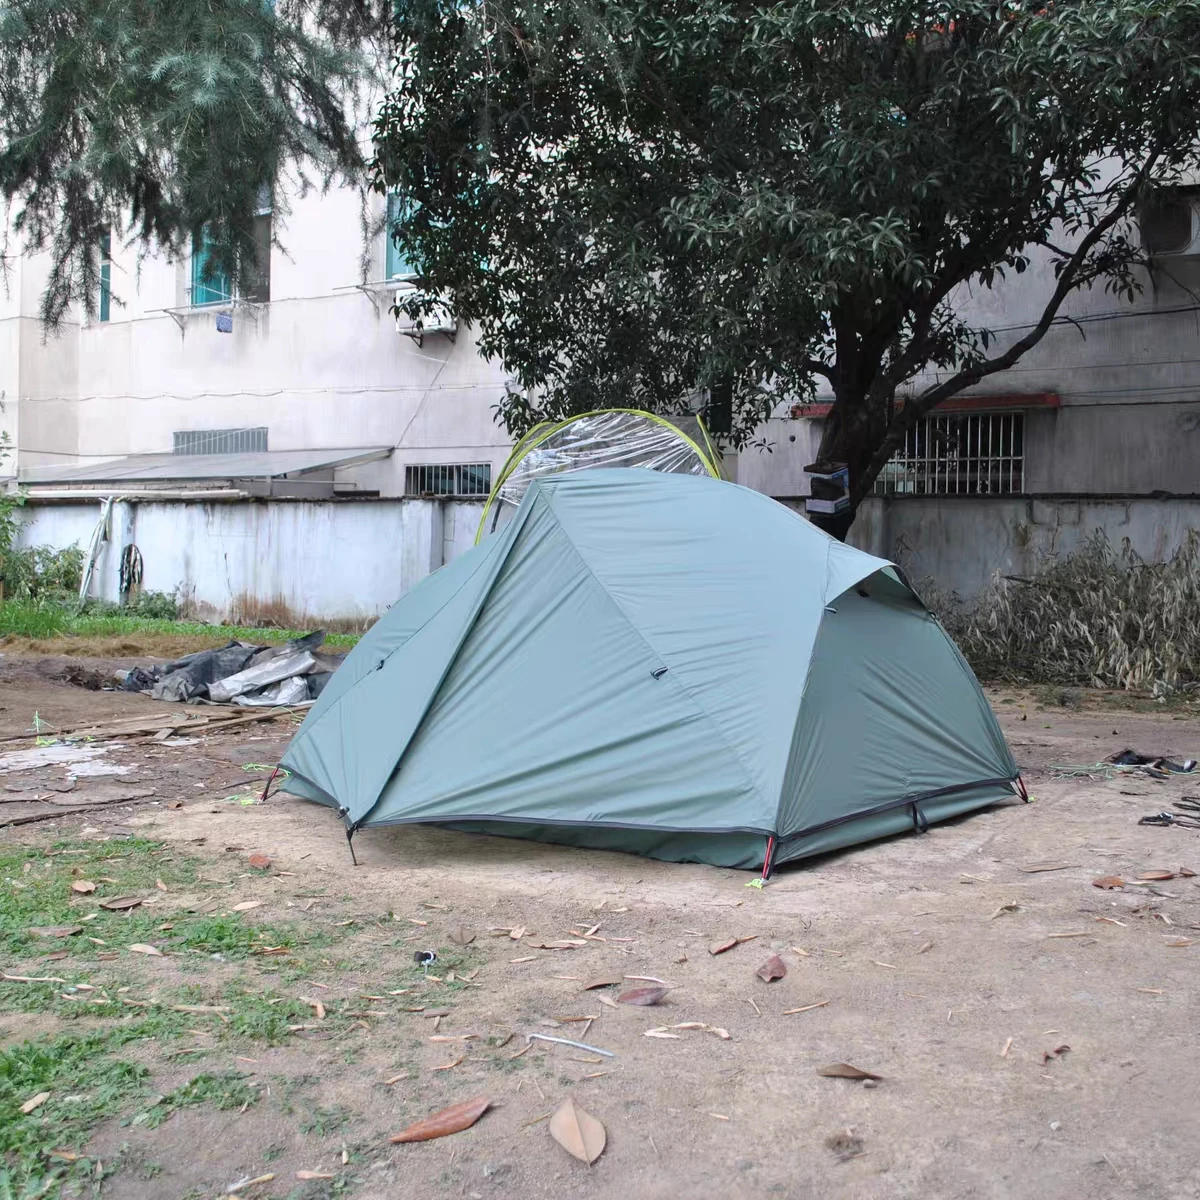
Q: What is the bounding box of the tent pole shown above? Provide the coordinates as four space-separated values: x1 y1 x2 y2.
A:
1015 776 1031 803
259 766 281 803
761 835 777 882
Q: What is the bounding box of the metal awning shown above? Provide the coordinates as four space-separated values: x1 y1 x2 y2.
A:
17 447 392 493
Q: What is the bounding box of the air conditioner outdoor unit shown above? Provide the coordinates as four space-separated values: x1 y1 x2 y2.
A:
395 299 456 343
1141 192 1200 257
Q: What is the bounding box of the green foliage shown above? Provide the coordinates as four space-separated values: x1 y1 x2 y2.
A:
374 0 1200 519
0 545 84 601
0 599 362 645
125 589 178 619
138 1072 260 1129
0 0 390 325
942 532 1200 691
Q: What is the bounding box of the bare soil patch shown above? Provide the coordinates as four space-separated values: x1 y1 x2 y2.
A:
3 655 1200 1198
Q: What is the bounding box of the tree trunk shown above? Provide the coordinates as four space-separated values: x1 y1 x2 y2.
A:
806 387 880 543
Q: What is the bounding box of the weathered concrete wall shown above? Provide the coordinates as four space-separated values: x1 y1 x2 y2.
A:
14 497 485 626
849 496 1200 600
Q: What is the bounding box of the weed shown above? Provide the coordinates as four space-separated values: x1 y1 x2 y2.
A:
135 1071 260 1129
300 1105 352 1137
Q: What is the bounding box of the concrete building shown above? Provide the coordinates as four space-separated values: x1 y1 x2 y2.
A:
5 175 1200 620
2 177 515 623
739 210 1200 598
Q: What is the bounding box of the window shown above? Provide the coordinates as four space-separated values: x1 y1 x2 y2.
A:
191 228 232 306
874 411 1024 496
98 230 112 322
173 427 268 455
386 193 420 281
190 193 271 307
405 463 492 498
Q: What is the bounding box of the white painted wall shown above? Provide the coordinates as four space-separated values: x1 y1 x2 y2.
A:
14 497 485 627
6 178 514 495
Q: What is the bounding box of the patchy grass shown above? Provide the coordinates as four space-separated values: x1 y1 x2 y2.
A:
0 599 362 652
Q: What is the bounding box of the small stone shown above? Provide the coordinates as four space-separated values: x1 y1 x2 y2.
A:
862 1078 879 1089
1049 1121 1061 1132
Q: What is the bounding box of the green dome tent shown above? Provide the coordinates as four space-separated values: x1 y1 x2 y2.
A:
281 469 1020 872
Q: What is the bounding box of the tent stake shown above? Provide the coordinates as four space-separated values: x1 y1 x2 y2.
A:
345 828 359 866
761 835 777 881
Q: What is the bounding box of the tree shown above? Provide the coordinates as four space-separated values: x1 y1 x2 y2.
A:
374 1 1200 535
0 0 389 325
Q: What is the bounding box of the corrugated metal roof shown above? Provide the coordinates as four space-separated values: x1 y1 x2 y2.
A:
17 447 392 485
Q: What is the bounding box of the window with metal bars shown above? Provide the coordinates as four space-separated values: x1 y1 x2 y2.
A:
173 428 268 455
404 463 492 498
873 411 1024 496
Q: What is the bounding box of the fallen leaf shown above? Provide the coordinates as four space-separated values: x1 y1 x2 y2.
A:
509 926 527 940
527 939 587 950
232 901 263 913
643 1028 681 1039
99 897 141 911
1018 861 1076 873
617 986 668 1006
128 943 163 957
915 941 933 954
1139 870 1176 881
300 997 326 1020
20 1091 50 1114
431 1053 466 1072
1092 876 1125 890
816 1063 884 1081
783 1000 830 1015
991 902 1021 919
667 1022 731 1039
755 954 787 982
1045 931 1091 939
42 950 69 961
27 926 81 939
155 879 167 892
509 955 537 964
582 975 623 990
449 926 475 946
248 853 272 871
549 1095 606 1165
596 994 618 1009
709 938 738 955
296 1172 334 1181
1042 1044 1070 1063
1179 866 1197 878
70 881 96 894
389 1096 491 1143
1165 938 1193 947
1001 1037 1014 1057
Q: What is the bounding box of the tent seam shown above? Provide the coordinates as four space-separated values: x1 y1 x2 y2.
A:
539 485 765 815
349 490 548 830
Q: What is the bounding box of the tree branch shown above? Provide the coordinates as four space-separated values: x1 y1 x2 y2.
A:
849 151 1160 509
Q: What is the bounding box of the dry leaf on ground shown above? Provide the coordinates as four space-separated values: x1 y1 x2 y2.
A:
248 853 272 870
70 881 96 894
1092 876 1125 889
99 897 141 911
582 975 623 990
295 1172 334 1181
1139 870 1176 881
617 986 668 1006
549 1095 606 1165
664 1022 731 1039
709 938 738 955
1018 861 1076 873
389 1096 491 1143
449 926 475 946
509 926 527 940
128 944 163 957
155 879 168 892
755 954 787 982
20 1092 50 1114
817 1063 884 1081
28 926 81 939
232 901 263 913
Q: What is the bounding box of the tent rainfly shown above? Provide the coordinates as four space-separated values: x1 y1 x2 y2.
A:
281 469 1021 872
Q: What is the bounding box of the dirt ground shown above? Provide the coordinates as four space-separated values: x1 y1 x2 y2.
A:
3 649 1200 1200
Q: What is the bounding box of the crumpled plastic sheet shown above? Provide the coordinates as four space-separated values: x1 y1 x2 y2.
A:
497 411 717 510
